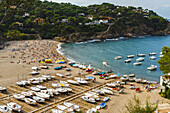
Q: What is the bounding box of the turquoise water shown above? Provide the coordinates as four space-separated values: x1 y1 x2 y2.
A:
60 35 170 81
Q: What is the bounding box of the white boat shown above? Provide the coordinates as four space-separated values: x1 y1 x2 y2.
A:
103 87 113 91
57 105 73 112
41 90 54 97
34 92 50 99
129 78 135 82
31 81 39 85
147 65 157 71
160 52 162 54
72 64 79 68
52 109 65 113
16 81 26 86
150 56 156 60
92 89 105 95
21 91 34 97
32 66 39 70
84 92 100 101
127 55 134 58
124 59 131 63
133 62 142 66
30 87 41 92
101 88 113 95
20 80 30 85
0 105 11 113
77 80 88 84
109 74 117 79
135 78 142 83
106 83 116 87
36 85 46 90
33 96 45 103
136 58 144 62
103 96 110 102
0 86 7 93
39 66 48 69
29 71 39 75
87 108 97 113
47 89 59 95
56 88 68 93
149 52 156 56
159 55 164 58
82 96 96 103
7 102 21 112
115 56 122 60
63 102 80 111
56 73 64 78
86 63 92 71
129 74 135 77
13 94 25 100
137 54 145 57
142 79 147 84
103 61 108 66
24 98 36 105
67 80 79 85
129 86 136 89
120 77 128 81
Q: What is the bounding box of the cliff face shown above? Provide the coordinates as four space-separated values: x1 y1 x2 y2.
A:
55 23 170 43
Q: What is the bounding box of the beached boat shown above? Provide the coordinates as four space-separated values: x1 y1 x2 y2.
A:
56 73 64 78
72 64 79 68
115 56 122 60
147 65 157 71
106 83 116 87
0 105 11 113
31 80 39 85
135 78 142 83
142 79 147 84
39 66 48 69
133 62 142 66
24 98 36 105
120 77 128 81
65 73 71 76
103 87 113 91
136 58 144 62
86 63 92 72
33 96 45 103
67 80 79 85
0 86 7 93
92 89 105 95
137 54 145 57
54 66 62 70
32 66 39 70
52 109 65 113
57 105 73 112
87 108 97 113
21 91 34 98
16 81 26 87
36 85 46 90
101 88 113 95
13 94 25 100
29 71 39 75
63 102 80 112
150 56 156 60
7 102 21 112
124 59 131 63
82 96 96 103
129 86 136 89
100 103 106 108
34 92 50 99
21 80 30 85
127 55 134 58
149 52 156 56
56 88 68 94
84 92 100 101
103 96 110 102
41 90 54 97
129 78 135 82
30 87 41 92
129 74 135 77
77 79 88 85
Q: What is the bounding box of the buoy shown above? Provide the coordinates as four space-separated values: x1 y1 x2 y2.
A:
143 63 144 64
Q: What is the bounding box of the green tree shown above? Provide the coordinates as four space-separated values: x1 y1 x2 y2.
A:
5 29 25 40
125 95 158 113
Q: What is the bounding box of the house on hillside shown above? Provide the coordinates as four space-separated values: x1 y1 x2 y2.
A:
78 13 85 16
23 13 30 17
87 15 94 20
99 19 108 24
160 74 170 87
33 17 45 25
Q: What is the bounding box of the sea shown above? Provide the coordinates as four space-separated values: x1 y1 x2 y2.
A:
58 35 170 82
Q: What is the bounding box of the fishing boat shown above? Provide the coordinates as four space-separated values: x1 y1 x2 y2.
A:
147 65 157 71
136 58 144 62
127 55 134 58
7 102 21 112
149 52 156 56
129 78 135 82
30 87 41 92
101 88 113 95
29 71 39 75
100 103 106 108
67 80 79 85
150 56 156 60
24 98 36 105
34 92 50 99
0 86 7 93
39 66 48 69
115 56 122 60
124 59 131 63
103 97 110 102
56 73 64 78
33 96 45 103
32 66 39 70
13 94 25 100
81 96 96 103
106 83 116 87
0 105 11 112
133 62 142 66
137 54 145 57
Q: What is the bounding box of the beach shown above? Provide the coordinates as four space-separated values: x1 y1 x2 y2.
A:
0 40 169 113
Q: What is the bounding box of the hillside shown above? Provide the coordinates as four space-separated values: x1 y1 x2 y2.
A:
0 1 169 42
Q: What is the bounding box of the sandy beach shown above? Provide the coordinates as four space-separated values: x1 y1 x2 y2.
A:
0 40 169 113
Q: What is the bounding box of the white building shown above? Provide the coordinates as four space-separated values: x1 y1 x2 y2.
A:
160 74 170 88
99 20 109 24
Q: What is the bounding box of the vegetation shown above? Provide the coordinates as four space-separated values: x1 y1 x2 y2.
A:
125 95 158 113
0 0 169 41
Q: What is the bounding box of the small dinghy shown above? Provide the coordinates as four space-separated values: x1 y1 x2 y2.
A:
137 54 145 57
24 98 36 105
136 58 144 62
29 71 39 75
133 62 142 66
115 56 122 60
7 102 21 112
66 68 71 71
150 56 156 60
147 65 157 71
56 73 64 78
82 96 96 103
0 105 11 113
39 66 48 69
33 96 45 103
0 86 7 93
136 88 141 92
127 55 134 58
149 52 156 56
32 66 39 70
67 80 79 85
103 96 110 102
103 61 108 66
100 103 106 108
125 59 131 63
54 66 62 70
13 94 25 100
30 87 41 92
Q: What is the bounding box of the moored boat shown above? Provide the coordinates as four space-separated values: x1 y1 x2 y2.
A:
115 56 122 60
136 58 144 62
149 52 156 56
137 54 145 57
124 59 131 63
150 56 156 60
133 62 142 66
147 65 157 71
127 55 134 58
67 80 79 85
